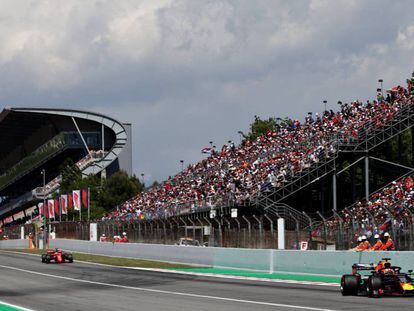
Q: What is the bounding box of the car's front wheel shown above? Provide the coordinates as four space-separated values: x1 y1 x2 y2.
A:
367 275 382 298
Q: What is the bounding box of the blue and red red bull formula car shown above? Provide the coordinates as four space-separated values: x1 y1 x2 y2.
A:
341 258 414 297
41 248 73 264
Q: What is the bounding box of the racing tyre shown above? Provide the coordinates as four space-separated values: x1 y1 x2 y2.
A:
67 254 73 263
41 254 46 263
367 275 382 298
341 275 359 296
45 254 51 264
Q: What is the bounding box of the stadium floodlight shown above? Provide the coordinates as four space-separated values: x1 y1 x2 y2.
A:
180 160 184 171
140 173 145 185
209 141 213 147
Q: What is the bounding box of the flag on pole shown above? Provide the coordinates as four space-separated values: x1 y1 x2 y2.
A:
73 190 81 211
39 202 47 218
61 195 68 215
68 193 73 209
48 199 55 219
82 189 89 209
201 147 213 154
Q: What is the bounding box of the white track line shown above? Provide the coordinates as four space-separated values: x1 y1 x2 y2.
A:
0 299 36 311
0 250 339 287
0 264 338 311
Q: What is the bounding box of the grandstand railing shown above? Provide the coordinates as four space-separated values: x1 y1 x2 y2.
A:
0 133 66 191
34 150 107 197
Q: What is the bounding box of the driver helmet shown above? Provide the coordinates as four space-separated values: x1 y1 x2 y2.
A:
374 234 380 239
384 232 390 237
122 232 127 236
102 234 105 237
361 235 367 241
357 236 362 242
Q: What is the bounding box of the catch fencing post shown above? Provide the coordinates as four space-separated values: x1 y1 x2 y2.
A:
196 218 204 245
332 209 344 250
212 217 222 247
316 211 327 250
188 218 196 242
289 212 300 250
203 217 212 246
264 214 274 249
303 211 313 250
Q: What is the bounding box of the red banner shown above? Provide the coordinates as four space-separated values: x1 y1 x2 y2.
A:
54 199 60 216
82 189 88 209
68 193 73 209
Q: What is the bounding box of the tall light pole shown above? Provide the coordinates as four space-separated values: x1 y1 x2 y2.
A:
378 79 383 94
140 173 145 187
41 169 47 249
180 160 184 171
323 100 327 112
209 141 213 148
237 131 243 143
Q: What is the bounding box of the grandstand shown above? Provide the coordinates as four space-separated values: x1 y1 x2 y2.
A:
0 108 131 225
95 71 414 250
2 72 414 251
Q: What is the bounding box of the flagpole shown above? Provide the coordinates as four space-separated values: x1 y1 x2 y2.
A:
87 187 90 222
59 196 62 222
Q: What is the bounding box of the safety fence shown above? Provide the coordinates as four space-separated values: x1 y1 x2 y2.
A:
4 213 413 251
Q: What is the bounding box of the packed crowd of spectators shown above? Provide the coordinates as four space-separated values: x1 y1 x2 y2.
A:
106 73 414 222
327 174 414 236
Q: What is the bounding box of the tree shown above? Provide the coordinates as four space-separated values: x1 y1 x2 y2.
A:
98 171 143 211
245 115 278 141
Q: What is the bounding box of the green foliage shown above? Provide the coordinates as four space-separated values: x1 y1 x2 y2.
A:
245 115 278 141
58 159 143 219
98 171 143 211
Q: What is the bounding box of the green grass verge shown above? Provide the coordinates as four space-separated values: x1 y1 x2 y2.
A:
4 249 193 269
171 267 341 283
0 302 28 311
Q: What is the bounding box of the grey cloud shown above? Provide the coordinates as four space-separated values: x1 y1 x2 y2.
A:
0 0 414 182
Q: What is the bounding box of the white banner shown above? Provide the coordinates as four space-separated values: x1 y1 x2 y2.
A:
61 195 68 215
73 190 81 211
48 199 55 219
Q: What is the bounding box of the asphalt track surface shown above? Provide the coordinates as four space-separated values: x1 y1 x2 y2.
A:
1 252 413 311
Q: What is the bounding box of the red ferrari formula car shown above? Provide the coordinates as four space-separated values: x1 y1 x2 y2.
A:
341 258 414 297
41 248 74 264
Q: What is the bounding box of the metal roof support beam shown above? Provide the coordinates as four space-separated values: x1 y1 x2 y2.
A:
369 156 414 172
71 116 91 156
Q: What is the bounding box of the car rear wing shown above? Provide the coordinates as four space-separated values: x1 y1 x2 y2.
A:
352 263 375 271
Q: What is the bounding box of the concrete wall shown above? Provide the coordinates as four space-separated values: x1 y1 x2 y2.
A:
49 239 414 275
0 239 28 249
4 238 414 276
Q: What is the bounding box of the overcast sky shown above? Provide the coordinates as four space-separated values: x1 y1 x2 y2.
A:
1 0 414 183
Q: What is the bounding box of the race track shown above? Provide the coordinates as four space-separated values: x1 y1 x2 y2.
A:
0 251 413 311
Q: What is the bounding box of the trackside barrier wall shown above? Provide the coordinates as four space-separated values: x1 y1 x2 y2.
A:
6 238 414 276
0 239 27 249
